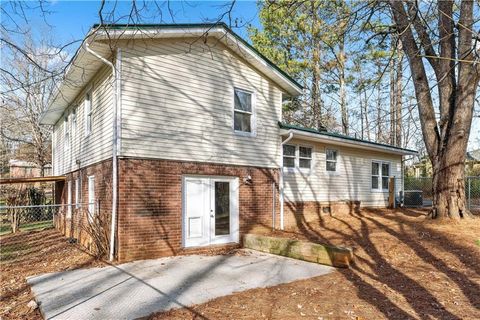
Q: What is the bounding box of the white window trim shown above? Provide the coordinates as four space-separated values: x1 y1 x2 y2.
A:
84 88 93 137
325 148 338 174
232 87 256 137
75 177 81 209
371 160 391 192
64 112 70 151
282 144 314 173
67 180 72 219
88 175 95 221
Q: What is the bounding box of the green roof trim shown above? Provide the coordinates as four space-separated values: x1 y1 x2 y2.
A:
278 122 417 154
91 22 303 92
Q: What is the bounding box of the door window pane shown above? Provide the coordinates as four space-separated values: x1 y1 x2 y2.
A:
214 182 230 236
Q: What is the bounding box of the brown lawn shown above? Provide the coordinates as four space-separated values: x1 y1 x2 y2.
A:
0 229 103 319
152 208 480 320
1 208 479 320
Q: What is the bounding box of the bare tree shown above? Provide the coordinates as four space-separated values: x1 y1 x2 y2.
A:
0 31 66 176
389 0 480 219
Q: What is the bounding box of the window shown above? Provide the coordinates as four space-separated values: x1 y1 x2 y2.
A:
299 146 312 169
85 90 92 136
64 114 70 150
75 177 81 209
88 175 95 221
233 89 253 134
72 107 77 131
282 145 313 170
326 149 337 172
67 180 72 219
372 161 390 191
283 144 296 168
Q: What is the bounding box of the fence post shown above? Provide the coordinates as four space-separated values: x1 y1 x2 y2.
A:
388 177 395 209
468 177 471 210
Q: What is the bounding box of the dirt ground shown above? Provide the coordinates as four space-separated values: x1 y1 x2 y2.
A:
0 229 104 319
1 208 479 320
152 208 480 320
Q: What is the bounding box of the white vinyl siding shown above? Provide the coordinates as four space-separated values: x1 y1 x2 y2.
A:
283 138 402 207
119 38 283 168
52 65 113 175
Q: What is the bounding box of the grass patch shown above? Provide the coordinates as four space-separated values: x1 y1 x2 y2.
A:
0 220 53 236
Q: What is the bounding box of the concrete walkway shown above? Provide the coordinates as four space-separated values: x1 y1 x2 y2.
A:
28 250 333 320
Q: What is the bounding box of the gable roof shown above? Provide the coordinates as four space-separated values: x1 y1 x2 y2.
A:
40 23 303 125
279 122 418 156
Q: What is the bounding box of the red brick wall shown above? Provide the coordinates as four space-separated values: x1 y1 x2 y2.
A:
117 158 279 261
55 159 113 252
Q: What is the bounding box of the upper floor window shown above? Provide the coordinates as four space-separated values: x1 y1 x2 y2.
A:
372 161 390 191
64 113 70 150
85 90 92 136
233 88 253 134
299 146 312 169
283 144 313 170
326 149 337 172
72 107 77 131
283 144 296 168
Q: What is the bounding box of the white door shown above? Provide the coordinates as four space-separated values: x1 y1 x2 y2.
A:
183 176 239 248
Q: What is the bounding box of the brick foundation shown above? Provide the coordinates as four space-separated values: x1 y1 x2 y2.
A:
283 200 361 231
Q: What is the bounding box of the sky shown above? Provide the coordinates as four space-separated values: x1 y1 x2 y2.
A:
3 0 479 151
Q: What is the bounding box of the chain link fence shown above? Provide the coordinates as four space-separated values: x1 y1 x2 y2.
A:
403 176 480 213
0 204 66 235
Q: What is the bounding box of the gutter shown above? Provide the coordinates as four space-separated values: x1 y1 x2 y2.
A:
279 131 294 230
84 41 120 262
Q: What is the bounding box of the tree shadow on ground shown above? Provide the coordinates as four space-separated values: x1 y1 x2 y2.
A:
285 206 480 319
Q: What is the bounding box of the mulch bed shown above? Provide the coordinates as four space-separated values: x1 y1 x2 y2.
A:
151 208 480 319
0 229 104 319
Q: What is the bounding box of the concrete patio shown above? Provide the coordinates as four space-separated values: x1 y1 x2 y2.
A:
28 250 333 319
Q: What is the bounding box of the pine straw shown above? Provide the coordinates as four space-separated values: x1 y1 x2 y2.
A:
151 208 480 320
0 229 104 319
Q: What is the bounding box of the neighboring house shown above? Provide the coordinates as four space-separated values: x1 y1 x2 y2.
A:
9 159 52 178
409 149 480 177
40 23 416 261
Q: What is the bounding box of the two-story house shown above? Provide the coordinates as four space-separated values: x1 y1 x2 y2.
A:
41 23 416 261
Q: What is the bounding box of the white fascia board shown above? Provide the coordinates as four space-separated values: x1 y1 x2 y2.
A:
281 129 418 156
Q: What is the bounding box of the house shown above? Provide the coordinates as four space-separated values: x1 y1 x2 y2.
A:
40 23 417 261
9 159 52 178
408 149 480 177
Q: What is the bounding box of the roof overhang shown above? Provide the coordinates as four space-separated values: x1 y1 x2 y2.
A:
280 129 418 156
0 176 66 185
40 23 303 125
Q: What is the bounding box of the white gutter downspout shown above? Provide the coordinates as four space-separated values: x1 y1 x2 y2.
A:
279 131 294 230
84 42 120 262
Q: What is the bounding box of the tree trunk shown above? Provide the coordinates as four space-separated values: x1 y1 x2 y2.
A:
339 36 348 135
431 154 469 219
395 40 403 147
389 46 396 144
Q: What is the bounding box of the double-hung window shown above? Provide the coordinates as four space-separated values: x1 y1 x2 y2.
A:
64 114 70 150
282 144 296 168
372 161 390 191
326 149 337 172
85 90 92 136
282 145 313 170
299 146 312 169
233 88 253 134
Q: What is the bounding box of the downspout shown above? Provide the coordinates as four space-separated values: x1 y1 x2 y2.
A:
279 131 294 230
84 42 119 262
